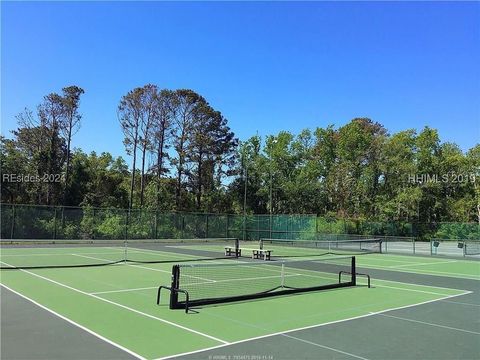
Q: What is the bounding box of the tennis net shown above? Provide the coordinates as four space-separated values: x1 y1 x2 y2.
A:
258 238 382 258
463 240 480 256
0 238 239 269
167 256 357 310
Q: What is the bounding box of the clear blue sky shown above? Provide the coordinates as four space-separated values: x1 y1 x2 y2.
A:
2 1 479 161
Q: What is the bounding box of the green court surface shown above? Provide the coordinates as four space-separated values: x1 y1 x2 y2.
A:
1 242 479 360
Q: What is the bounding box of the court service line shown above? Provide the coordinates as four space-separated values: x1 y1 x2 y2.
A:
153 290 471 360
91 273 302 295
90 286 158 295
281 333 369 360
374 313 480 335
0 261 229 345
0 283 146 360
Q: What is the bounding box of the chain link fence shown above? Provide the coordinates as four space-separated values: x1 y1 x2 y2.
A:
1 204 478 246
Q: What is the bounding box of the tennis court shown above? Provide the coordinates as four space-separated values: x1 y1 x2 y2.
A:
1 238 479 360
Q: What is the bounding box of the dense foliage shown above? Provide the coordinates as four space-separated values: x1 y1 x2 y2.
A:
1 85 479 232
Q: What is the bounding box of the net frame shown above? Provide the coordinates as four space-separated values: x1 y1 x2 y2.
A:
169 256 357 309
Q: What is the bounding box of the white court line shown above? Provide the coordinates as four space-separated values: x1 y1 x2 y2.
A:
90 286 158 295
0 260 228 345
0 283 146 360
89 273 301 295
120 246 204 259
439 299 480 307
281 333 369 360
374 313 480 335
373 284 458 297
189 273 300 287
71 253 213 282
389 260 458 268
153 290 472 360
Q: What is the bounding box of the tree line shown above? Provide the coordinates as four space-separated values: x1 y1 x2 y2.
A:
1 84 479 225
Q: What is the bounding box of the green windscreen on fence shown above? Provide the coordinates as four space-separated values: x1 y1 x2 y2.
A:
1 204 478 241
0 204 317 241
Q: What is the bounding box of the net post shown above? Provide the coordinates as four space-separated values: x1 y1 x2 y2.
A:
124 240 128 263
170 265 180 309
351 256 356 286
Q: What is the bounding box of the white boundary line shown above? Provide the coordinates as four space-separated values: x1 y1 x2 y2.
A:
281 333 369 360
439 299 480 307
375 313 480 335
0 261 228 345
0 283 146 360
153 290 472 360
373 284 457 297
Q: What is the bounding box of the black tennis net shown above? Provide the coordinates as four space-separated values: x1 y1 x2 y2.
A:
0 238 239 269
463 240 480 256
258 238 382 258
168 256 357 310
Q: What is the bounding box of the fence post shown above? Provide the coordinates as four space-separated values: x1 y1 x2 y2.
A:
124 209 129 240
226 214 229 239
10 204 16 239
53 207 57 240
181 215 185 239
205 214 209 238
